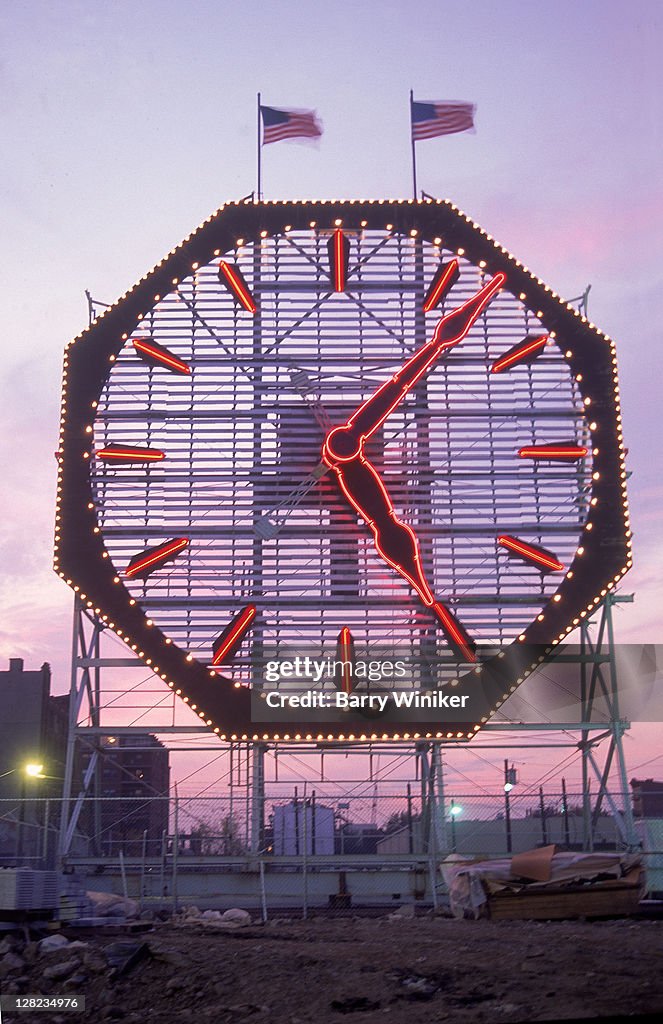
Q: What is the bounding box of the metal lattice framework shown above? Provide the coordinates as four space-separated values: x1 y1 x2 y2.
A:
93 232 588 668
55 199 631 741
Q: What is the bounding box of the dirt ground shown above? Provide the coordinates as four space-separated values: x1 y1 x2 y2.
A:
1 914 663 1024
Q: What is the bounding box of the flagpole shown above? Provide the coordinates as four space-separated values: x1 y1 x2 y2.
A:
410 89 418 200
257 92 262 201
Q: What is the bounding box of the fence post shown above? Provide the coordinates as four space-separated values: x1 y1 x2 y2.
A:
428 804 438 912
259 859 268 922
539 787 548 846
562 777 571 847
42 799 50 868
172 785 179 914
302 781 308 920
139 829 147 914
159 828 166 904
119 849 128 901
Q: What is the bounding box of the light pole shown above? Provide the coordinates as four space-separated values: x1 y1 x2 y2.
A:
16 763 45 863
503 761 517 854
449 799 462 853
337 802 349 855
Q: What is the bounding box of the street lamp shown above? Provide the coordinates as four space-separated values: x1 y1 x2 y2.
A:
1 764 47 781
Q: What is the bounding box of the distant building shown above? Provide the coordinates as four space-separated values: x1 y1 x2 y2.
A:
0 658 71 863
336 821 383 855
0 659 170 860
81 734 169 855
376 811 623 856
0 658 69 801
631 778 663 818
272 800 335 855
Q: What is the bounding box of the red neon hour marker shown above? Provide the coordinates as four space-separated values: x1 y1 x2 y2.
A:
335 627 355 694
133 337 191 375
432 602 477 663
498 535 564 573
218 261 257 313
125 537 189 579
211 605 257 666
491 334 548 374
96 445 166 463
422 258 460 313
519 444 588 460
327 229 350 292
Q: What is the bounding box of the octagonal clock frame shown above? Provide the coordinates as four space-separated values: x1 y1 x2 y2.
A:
54 198 632 743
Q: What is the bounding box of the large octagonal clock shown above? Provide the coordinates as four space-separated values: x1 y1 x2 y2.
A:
55 199 631 742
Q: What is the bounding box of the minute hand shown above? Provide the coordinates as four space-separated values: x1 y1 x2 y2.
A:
324 272 505 463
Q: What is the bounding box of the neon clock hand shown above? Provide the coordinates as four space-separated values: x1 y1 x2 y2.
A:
272 282 507 544
329 454 476 662
321 273 505 662
333 455 433 604
323 272 505 464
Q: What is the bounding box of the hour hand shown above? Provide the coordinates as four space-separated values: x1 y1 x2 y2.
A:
328 454 476 662
334 455 435 606
323 272 505 464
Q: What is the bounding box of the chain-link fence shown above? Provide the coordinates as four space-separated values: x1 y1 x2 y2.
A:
1 790 661 917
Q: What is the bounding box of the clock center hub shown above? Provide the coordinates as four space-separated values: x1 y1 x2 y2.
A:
322 424 362 465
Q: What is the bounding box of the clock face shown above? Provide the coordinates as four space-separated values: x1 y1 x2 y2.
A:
55 200 631 742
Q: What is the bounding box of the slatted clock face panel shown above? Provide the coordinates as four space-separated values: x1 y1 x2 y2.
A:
91 229 590 688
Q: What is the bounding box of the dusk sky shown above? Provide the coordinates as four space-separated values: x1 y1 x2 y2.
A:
1 0 661 800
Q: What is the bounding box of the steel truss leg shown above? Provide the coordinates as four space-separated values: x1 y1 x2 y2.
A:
58 597 104 862
418 741 449 856
579 594 638 851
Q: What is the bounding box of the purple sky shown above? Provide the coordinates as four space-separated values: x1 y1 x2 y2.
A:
1 0 661 798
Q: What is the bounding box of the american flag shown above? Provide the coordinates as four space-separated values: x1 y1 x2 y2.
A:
260 105 323 145
411 100 476 141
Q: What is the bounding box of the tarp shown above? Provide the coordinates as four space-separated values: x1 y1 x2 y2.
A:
441 848 642 919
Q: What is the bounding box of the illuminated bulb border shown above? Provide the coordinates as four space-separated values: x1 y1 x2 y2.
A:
55 198 631 743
